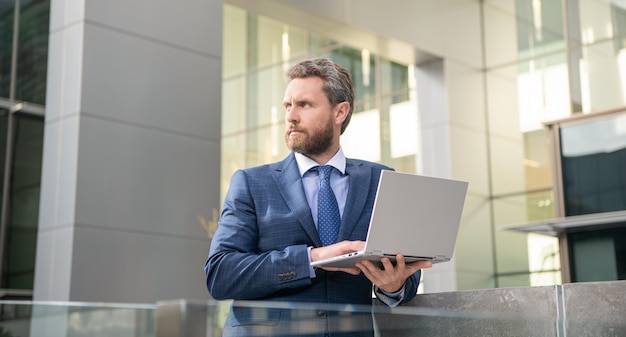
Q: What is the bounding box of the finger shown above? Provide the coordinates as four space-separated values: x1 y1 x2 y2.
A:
380 257 396 272
356 260 382 281
322 266 362 275
415 260 433 269
405 260 433 273
356 259 377 274
395 254 406 267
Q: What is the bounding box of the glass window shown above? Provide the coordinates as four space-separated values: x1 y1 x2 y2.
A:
560 113 626 216
222 8 418 176
568 225 626 282
0 108 8 217
0 1 15 99
323 47 376 108
223 4 247 78
2 112 44 289
515 0 565 54
245 65 286 130
565 0 626 113
309 32 338 54
248 14 308 71
16 0 49 105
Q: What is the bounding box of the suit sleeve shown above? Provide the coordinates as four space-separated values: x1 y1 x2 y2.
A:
204 170 313 300
400 269 421 304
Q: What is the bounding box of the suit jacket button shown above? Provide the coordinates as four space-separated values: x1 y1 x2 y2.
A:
317 310 327 319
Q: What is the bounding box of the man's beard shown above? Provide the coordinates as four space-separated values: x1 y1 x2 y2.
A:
285 119 334 156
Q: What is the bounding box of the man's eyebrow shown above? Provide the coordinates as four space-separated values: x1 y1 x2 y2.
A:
283 98 311 105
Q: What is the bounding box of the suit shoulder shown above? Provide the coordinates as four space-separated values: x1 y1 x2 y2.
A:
231 155 292 178
346 158 393 172
238 163 274 175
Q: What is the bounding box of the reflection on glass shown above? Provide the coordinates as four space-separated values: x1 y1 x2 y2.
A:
515 0 564 52
568 225 626 282
517 57 570 132
222 77 246 135
389 101 418 159
309 32 338 53
0 1 15 99
523 129 554 191
527 233 561 286
223 4 247 78
560 113 626 215
616 48 626 103
0 109 7 233
246 65 286 130
493 190 561 285
3 113 43 290
0 302 155 337
342 109 381 162
249 15 308 71
325 47 377 105
571 39 625 113
16 0 50 105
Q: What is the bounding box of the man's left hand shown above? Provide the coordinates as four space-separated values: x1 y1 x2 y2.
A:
356 255 432 293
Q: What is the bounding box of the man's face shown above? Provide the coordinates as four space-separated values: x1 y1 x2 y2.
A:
283 76 335 156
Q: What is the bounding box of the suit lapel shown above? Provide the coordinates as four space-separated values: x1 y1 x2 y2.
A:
339 160 373 241
272 153 322 246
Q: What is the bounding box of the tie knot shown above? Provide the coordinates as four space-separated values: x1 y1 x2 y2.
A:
319 165 333 181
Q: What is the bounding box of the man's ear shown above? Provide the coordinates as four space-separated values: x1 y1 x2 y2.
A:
334 101 350 124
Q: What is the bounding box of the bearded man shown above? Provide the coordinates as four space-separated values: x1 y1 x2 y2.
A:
205 58 431 337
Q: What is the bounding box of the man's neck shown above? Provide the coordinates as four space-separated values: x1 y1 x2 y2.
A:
304 146 340 165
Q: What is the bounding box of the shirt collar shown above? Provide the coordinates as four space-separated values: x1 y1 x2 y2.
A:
295 147 347 177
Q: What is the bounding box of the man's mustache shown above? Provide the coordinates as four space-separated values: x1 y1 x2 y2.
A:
287 124 306 133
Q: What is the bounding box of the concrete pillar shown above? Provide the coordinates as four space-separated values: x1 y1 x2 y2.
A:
34 0 222 303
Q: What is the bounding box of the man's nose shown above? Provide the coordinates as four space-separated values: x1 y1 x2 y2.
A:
285 106 299 124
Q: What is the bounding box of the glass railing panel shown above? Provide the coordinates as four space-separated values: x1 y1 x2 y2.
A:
156 297 560 337
1 281 625 337
0 301 156 337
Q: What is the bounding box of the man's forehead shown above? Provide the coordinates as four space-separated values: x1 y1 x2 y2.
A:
283 77 324 101
283 92 314 102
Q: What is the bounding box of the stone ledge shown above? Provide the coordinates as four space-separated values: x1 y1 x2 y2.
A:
373 280 626 337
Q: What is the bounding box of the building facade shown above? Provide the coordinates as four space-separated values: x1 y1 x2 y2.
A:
0 0 624 303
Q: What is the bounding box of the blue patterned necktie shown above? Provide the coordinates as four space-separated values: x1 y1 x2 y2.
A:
317 165 340 246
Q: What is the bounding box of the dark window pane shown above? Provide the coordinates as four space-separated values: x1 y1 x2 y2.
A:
0 109 7 218
0 1 15 99
16 0 49 105
560 114 626 216
569 225 626 282
2 112 43 289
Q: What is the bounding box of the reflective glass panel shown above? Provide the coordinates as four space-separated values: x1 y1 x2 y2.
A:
0 108 7 231
16 0 49 105
560 113 626 216
0 1 15 99
4 112 43 289
568 225 626 282
0 301 155 337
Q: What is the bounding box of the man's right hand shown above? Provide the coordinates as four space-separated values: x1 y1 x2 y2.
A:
310 240 366 275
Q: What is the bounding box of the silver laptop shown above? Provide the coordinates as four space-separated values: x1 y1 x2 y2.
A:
311 170 468 269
